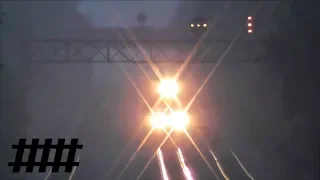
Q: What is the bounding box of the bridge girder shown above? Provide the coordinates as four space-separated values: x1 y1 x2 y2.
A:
26 37 260 64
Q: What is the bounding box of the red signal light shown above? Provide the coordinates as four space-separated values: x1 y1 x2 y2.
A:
247 16 253 34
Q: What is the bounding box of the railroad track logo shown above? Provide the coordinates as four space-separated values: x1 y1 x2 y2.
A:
8 138 83 173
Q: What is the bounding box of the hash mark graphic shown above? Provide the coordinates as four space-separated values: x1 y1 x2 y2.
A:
8 138 83 173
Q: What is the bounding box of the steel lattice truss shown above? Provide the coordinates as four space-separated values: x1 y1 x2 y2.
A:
26 38 261 64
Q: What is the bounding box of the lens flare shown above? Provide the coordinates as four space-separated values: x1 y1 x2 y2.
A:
149 111 189 130
157 149 170 180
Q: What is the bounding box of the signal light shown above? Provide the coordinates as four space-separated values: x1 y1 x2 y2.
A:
247 16 253 34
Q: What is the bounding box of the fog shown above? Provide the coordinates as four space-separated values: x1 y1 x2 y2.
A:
1 1 289 179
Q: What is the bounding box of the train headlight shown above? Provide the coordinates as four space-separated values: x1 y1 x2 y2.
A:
158 79 179 99
150 112 168 129
168 111 189 130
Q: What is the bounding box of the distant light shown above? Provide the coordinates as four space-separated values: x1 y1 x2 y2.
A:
197 24 200 27
191 24 194 27
248 23 252 27
248 29 253 33
203 24 207 27
248 16 252 20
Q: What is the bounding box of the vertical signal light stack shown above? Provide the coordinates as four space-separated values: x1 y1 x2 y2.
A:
247 16 253 34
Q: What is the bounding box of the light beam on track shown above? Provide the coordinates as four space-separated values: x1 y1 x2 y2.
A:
112 2 263 180
183 130 221 180
209 150 229 180
44 153 80 180
231 151 255 180
165 126 219 180
135 129 174 180
177 148 194 180
68 155 80 180
44 168 52 180
157 149 170 180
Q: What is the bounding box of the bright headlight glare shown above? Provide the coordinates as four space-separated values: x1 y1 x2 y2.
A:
150 112 167 128
158 79 179 98
168 112 189 130
149 111 189 130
